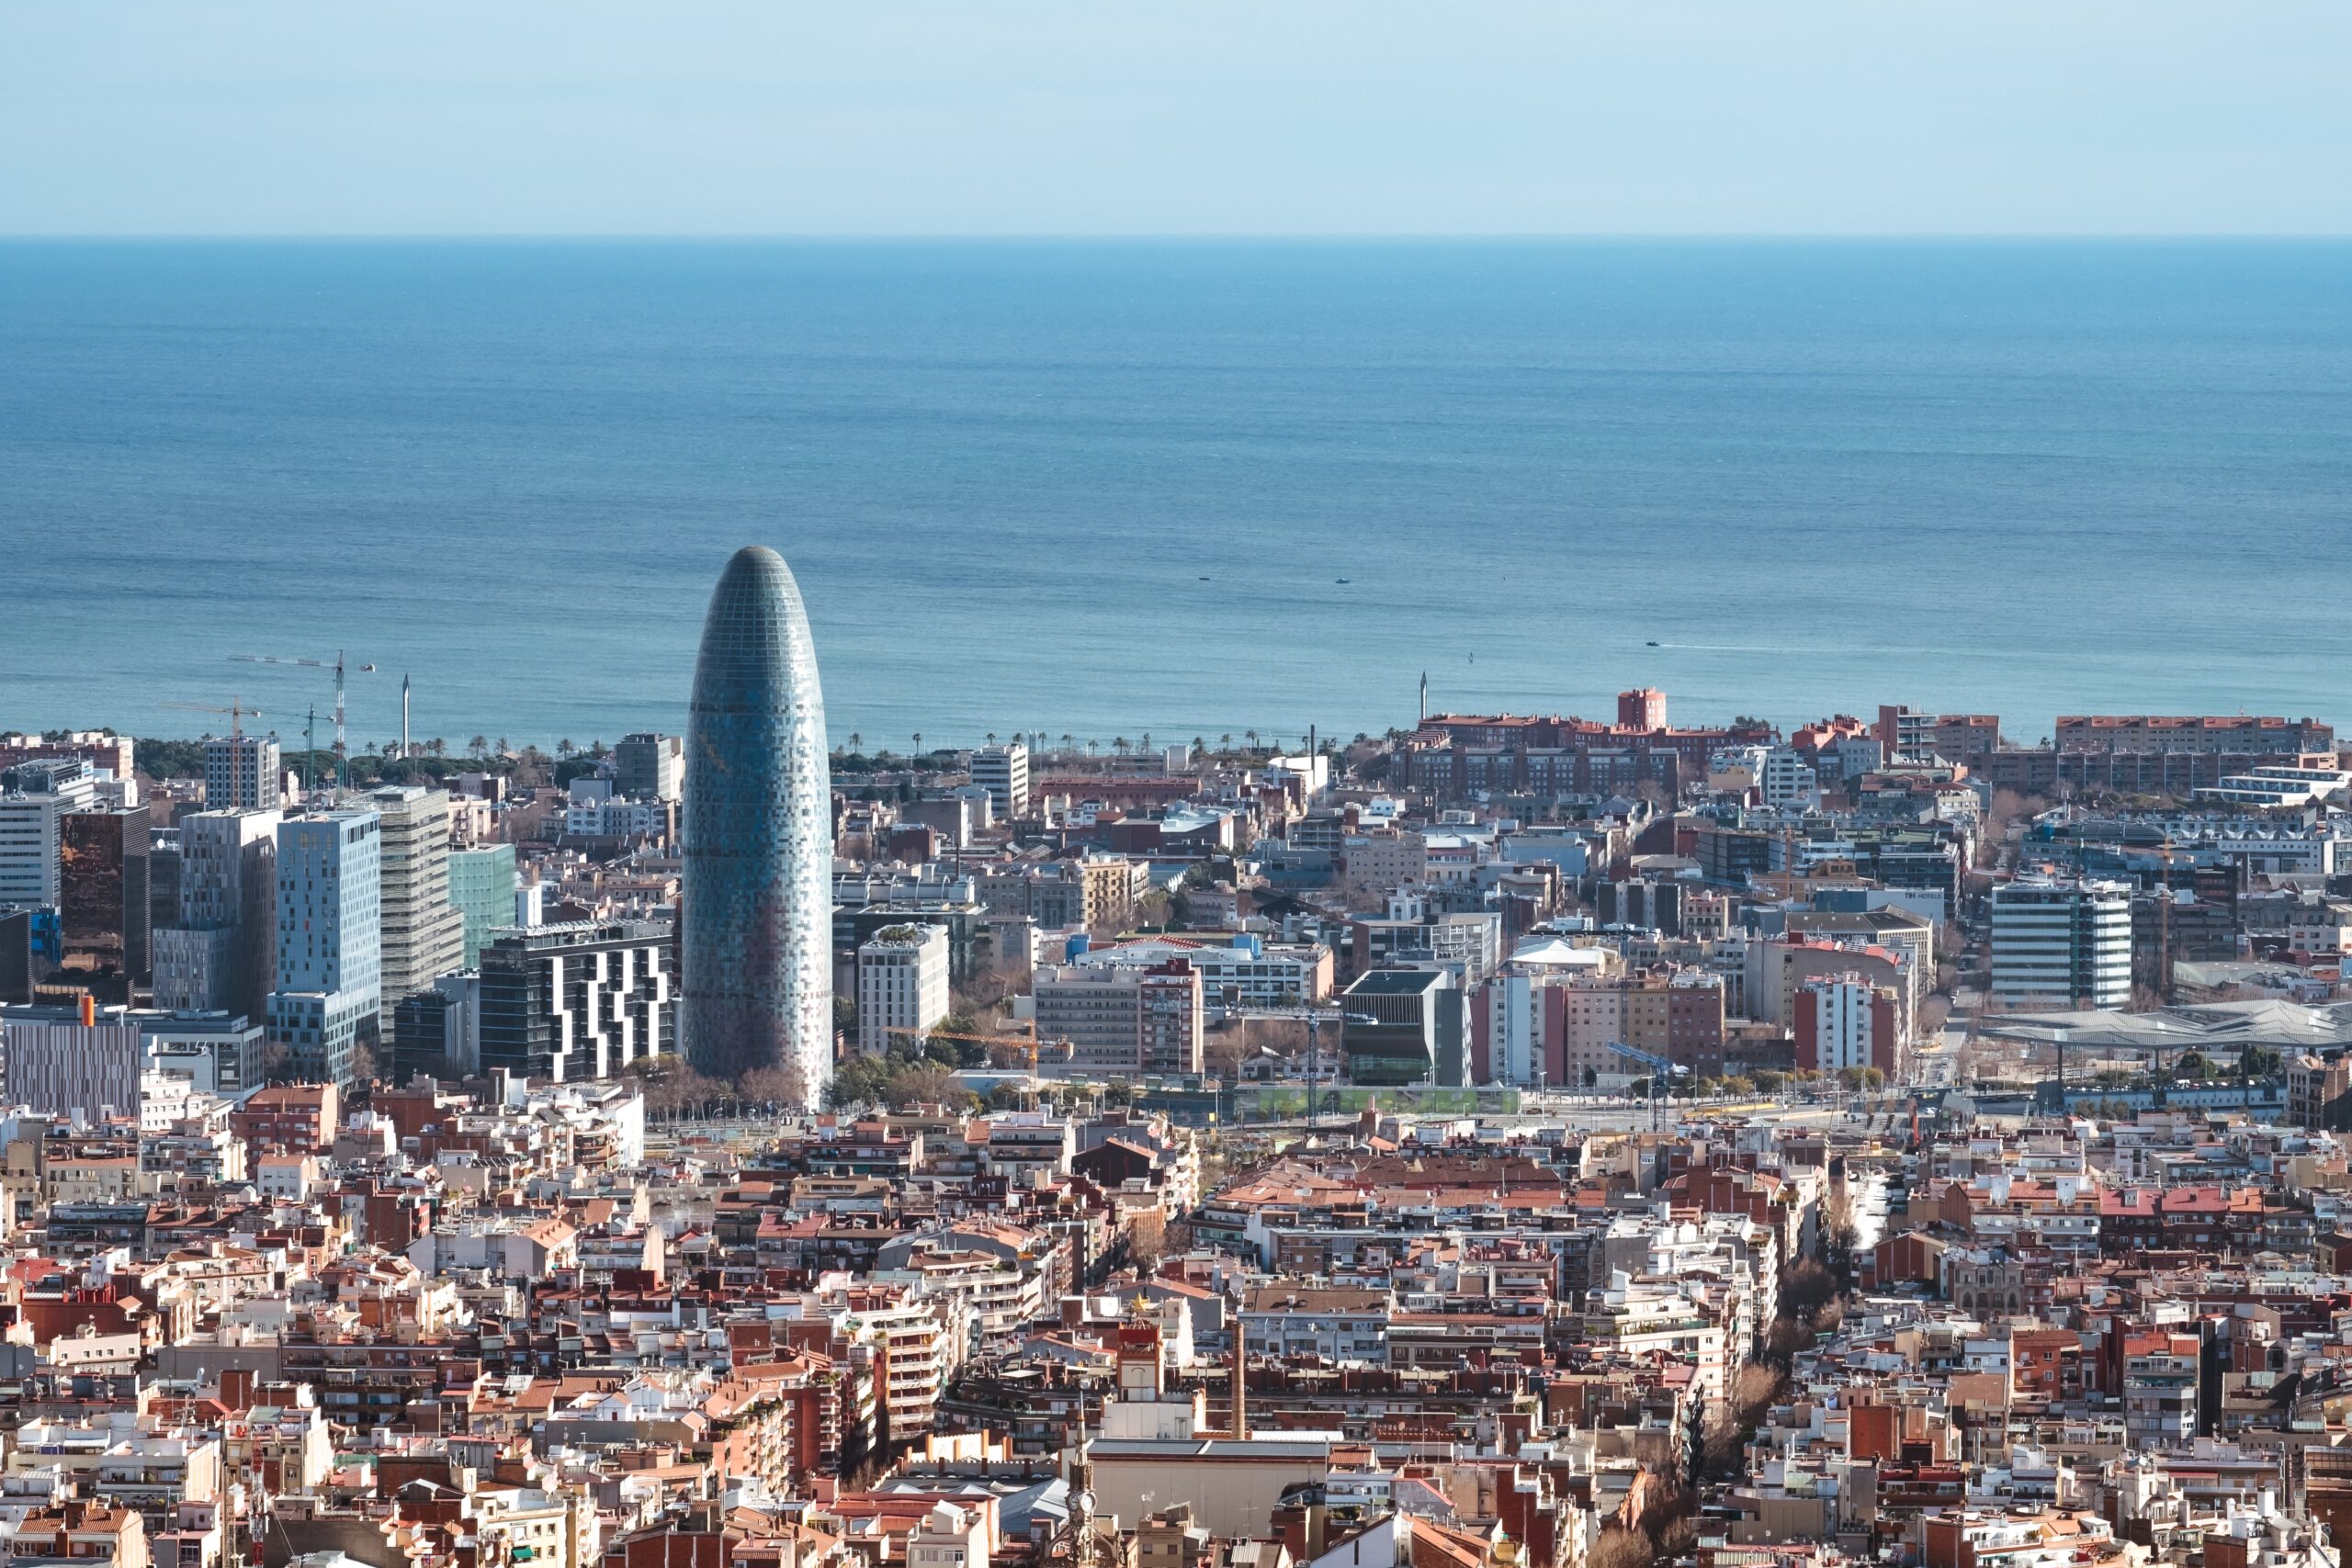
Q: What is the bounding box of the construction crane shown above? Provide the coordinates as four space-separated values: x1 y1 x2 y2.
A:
885 1025 1046 1070
1224 1004 1352 1126
1603 1038 1689 1132
162 700 263 737
230 649 375 793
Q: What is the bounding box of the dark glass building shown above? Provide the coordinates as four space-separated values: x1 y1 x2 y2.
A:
681 546 833 1107
59 806 151 1005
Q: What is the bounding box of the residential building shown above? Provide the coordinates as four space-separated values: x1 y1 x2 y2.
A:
857 924 952 1054
1792 973 1901 1075
1137 958 1204 1076
613 731 684 801
970 741 1030 820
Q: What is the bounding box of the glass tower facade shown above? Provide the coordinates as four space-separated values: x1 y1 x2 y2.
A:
681 546 834 1108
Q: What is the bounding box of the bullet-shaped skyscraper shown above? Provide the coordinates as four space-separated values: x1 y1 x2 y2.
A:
681 546 834 1108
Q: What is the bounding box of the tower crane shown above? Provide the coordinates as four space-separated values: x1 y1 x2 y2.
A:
161 700 263 737
1603 1038 1689 1132
231 650 375 793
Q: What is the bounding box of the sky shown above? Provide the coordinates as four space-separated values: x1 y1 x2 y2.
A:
5 2 2350 236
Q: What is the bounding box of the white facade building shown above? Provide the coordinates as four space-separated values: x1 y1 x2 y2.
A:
856 923 952 1053
1989 877 2132 1010
969 742 1030 820
0 761 98 908
370 786 464 1034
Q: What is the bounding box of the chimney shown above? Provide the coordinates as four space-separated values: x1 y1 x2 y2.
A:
79 995 96 1028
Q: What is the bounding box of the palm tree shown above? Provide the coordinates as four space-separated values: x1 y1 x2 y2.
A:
1087 739 1101 756
1220 733 1233 750
911 732 923 757
1060 733 1075 756
985 732 997 748
469 734 488 756
558 739 574 758
1193 736 1206 754
496 736 510 754
849 732 863 755
430 738 447 757
1113 737 1130 755
1245 728 1260 750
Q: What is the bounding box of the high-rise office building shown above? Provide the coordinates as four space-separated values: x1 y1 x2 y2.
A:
0 761 98 909
970 741 1030 820
368 786 464 1035
205 734 284 810
59 805 151 1002
614 733 684 802
267 808 382 1089
1989 877 2133 1010
153 807 280 1019
447 843 518 966
681 546 833 1107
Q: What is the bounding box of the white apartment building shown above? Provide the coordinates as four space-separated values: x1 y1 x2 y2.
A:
1760 747 1820 809
970 741 1030 820
1990 877 2132 1010
857 923 951 1053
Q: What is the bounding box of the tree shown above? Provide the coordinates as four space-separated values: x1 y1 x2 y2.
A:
1781 1256 1838 1319
849 732 863 755
430 738 447 757
911 732 922 755
1589 1528 1655 1568
1219 733 1233 750
1701 1363 1788 1476
469 735 488 756
1244 728 1260 750
496 736 510 754
985 732 997 748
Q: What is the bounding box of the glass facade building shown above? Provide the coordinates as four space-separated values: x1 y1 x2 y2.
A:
681 546 834 1108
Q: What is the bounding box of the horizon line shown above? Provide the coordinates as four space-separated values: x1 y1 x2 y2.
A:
6 231 2352 244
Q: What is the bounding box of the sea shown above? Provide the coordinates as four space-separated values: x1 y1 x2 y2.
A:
3 240 2348 757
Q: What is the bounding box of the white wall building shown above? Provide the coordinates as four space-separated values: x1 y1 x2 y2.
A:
0 761 98 908
857 923 951 1053
1990 877 2132 1010
969 742 1030 820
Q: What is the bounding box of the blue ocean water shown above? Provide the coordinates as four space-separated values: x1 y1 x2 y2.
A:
3 240 2348 755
